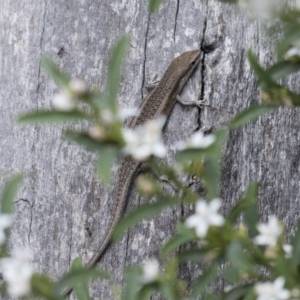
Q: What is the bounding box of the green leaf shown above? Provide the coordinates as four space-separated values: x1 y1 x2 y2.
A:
291 220 300 270
64 131 104 151
243 184 259 238
103 36 130 110
31 274 61 300
226 242 256 275
113 198 178 241
161 231 196 258
221 284 253 300
176 148 210 162
203 130 228 199
227 183 259 226
1 175 23 214
179 248 208 263
177 129 227 199
41 57 70 87
55 267 107 293
191 266 217 299
230 105 276 129
203 294 217 300
70 258 90 300
247 50 278 89
148 0 164 12
138 284 158 300
97 147 117 184
224 265 240 284
123 267 142 300
277 22 300 58
18 110 91 124
267 61 300 80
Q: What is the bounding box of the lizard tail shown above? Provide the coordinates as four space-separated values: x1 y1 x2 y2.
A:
63 159 140 298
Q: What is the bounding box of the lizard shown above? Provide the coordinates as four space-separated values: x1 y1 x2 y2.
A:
63 49 202 297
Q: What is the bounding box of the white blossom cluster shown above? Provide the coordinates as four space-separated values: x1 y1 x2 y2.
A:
122 116 167 161
142 258 160 283
254 216 283 246
185 204 295 300
176 131 215 151
185 198 225 238
0 214 33 297
53 78 86 111
0 251 33 297
255 277 290 300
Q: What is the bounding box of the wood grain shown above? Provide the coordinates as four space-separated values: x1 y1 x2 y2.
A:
0 0 298 298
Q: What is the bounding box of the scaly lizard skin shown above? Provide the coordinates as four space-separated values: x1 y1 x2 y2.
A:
64 49 201 297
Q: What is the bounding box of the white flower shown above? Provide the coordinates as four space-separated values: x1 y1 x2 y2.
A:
142 259 159 283
176 132 215 150
255 277 290 300
185 198 224 238
283 244 293 258
122 116 167 161
53 91 75 111
254 216 283 246
68 78 86 94
0 214 12 244
0 250 34 297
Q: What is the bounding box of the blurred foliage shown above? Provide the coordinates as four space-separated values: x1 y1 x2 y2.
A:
7 0 300 299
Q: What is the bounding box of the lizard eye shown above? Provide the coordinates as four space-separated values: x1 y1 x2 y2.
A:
191 59 197 65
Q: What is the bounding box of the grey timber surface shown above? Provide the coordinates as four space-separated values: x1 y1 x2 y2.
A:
0 0 298 299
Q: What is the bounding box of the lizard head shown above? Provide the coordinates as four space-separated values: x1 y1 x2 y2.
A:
171 49 201 91
175 49 201 72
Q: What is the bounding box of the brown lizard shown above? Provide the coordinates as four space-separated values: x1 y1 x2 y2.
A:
64 49 202 297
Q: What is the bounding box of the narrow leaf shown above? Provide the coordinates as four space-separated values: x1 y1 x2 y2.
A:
161 231 196 257
267 61 300 80
104 36 130 109
113 198 178 241
226 242 256 275
124 267 142 300
248 50 278 89
56 268 107 292
221 284 253 300
148 0 164 12
224 265 240 284
70 258 90 300
243 183 259 237
227 182 259 224
230 105 276 129
1 175 23 214
179 248 208 263
191 266 217 299
41 57 70 87
203 129 228 199
292 220 300 269
31 274 61 300
97 147 117 184
18 110 91 124
64 131 104 151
